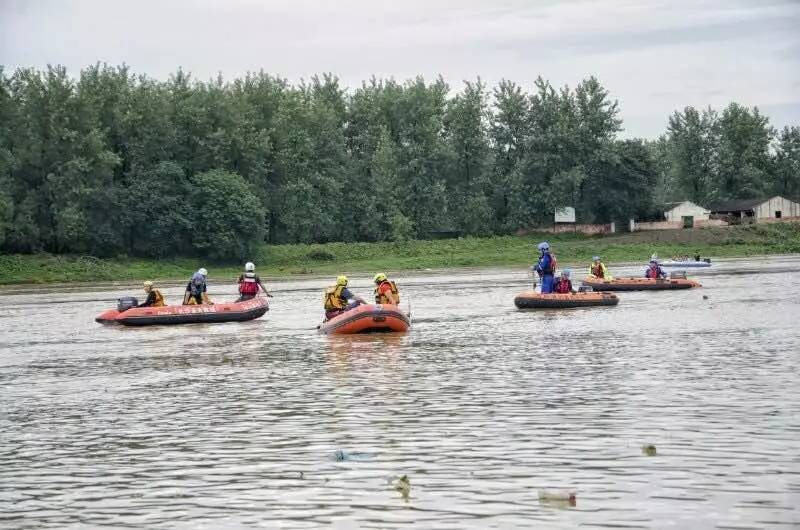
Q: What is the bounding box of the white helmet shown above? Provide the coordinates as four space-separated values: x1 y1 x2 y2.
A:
245 262 255 272
537 241 550 252
198 268 208 276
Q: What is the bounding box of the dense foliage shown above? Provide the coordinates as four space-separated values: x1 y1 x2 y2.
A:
0 64 796 258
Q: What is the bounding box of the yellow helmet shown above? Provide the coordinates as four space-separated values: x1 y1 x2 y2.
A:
373 273 387 283
336 275 348 286
143 281 153 290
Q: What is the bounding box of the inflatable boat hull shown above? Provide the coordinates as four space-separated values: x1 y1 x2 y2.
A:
514 291 619 309
318 304 410 335
95 297 269 326
660 261 711 268
581 277 701 291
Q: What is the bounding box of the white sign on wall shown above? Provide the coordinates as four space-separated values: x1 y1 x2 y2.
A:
554 206 576 223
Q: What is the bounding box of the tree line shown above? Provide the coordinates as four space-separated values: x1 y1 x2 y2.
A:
0 64 797 259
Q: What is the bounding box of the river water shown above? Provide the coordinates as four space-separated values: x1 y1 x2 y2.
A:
1 257 799 529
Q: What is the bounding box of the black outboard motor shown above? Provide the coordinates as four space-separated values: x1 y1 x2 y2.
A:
117 297 138 312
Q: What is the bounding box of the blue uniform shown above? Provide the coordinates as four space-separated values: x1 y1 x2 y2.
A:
535 252 556 294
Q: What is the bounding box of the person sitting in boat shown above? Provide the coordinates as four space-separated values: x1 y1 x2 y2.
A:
533 241 557 294
373 273 399 305
237 261 270 302
137 281 166 307
184 268 213 305
645 259 667 280
553 269 575 294
324 275 367 320
589 256 612 280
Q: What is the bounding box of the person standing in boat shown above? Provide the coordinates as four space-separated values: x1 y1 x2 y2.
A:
533 242 557 294
137 281 166 307
184 268 212 305
553 269 575 294
237 262 270 302
324 275 367 320
589 256 612 280
373 273 399 305
645 259 667 280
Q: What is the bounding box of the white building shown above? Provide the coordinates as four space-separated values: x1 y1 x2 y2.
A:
664 201 710 227
711 196 800 222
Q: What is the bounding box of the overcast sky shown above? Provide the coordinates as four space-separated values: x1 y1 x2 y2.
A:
1 0 798 138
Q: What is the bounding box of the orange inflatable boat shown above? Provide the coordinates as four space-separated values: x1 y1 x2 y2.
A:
581 276 701 291
95 297 269 326
318 304 410 335
514 290 619 309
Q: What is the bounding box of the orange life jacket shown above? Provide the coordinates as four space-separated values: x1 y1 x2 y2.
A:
374 280 400 305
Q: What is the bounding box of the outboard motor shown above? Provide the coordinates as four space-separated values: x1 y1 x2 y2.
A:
117 297 138 312
670 271 687 280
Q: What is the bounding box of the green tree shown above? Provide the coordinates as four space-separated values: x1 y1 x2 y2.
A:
126 162 193 257
444 80 493 235
189 169 265 260
714 103 774 199
665 106 718 204
772 126 800 197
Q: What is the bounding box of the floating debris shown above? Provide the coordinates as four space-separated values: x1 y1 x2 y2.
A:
703 295 709 300
642 444 657 456
393 474 411 501
333 450 372 462
538 489 576 507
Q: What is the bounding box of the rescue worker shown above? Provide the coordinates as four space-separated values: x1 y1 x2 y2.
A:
138 281 166 307
645 259 667 280
184 268 212 305
553 269 575 294
590 256 612 280
237 262 270 302
373 273 399 305
323 275 367 320
533 241 557 294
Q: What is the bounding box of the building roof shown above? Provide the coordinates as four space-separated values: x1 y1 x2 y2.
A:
710 198 769 212
664 200 708 211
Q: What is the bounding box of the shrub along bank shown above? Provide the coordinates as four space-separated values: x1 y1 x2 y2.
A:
1 223 798 285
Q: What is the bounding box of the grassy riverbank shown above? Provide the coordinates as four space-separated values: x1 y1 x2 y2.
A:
1 222 799 285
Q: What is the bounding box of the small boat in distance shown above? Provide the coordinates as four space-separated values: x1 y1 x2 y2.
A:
581 276 701 291
660 260 712 268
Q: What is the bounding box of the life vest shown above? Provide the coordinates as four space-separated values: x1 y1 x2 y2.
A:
539 252 557 275
591 263 605 278
374 280 400 305
554 279 572 293
646 266 662 279
239 272 260 295
152 289 165 307
324 285 347 310
189 275 206 296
